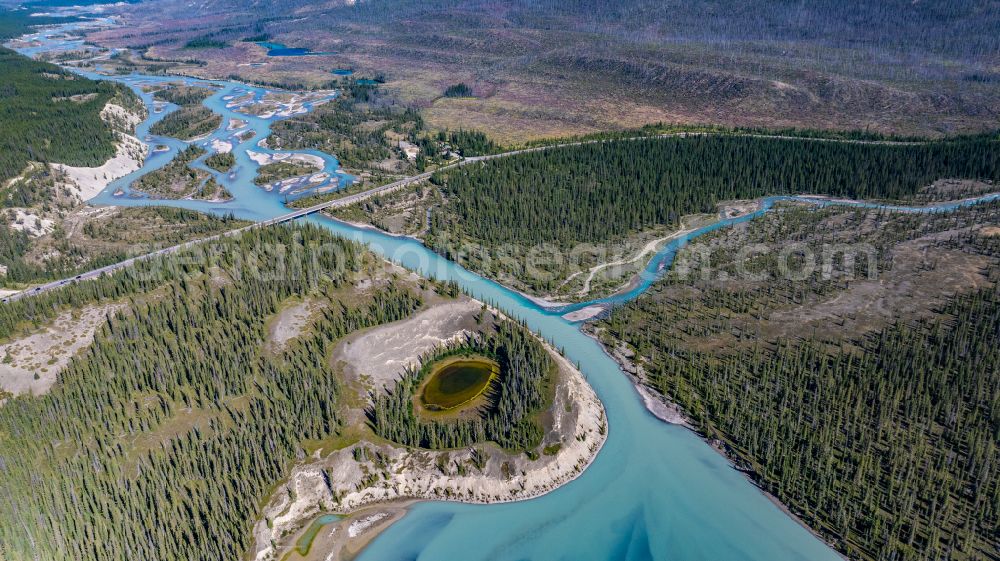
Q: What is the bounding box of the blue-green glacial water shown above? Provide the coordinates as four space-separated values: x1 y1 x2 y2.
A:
256 41 331 56
13 15 999 561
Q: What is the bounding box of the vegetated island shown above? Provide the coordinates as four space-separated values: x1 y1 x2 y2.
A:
149 84 222 140
251 297 606 561
131 145 232 201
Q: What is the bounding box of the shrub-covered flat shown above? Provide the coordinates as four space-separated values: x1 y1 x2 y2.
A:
111 0 1000 141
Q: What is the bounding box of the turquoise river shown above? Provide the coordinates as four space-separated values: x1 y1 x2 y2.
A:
11 13 999 561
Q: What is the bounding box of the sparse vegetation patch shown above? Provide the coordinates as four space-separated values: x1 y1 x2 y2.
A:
443 83 473 98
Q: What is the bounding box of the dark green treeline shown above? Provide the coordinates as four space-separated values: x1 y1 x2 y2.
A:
429 134 1000 249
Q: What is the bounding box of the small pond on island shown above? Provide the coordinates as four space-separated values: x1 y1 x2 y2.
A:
421 357 499 411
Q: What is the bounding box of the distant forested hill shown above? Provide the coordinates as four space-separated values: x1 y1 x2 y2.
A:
223 0 999 69
0 47 125 182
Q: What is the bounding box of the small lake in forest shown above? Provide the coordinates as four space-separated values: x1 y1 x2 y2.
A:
421 357 498 411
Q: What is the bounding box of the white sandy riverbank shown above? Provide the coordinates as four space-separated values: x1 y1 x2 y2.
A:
51 103 147 201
